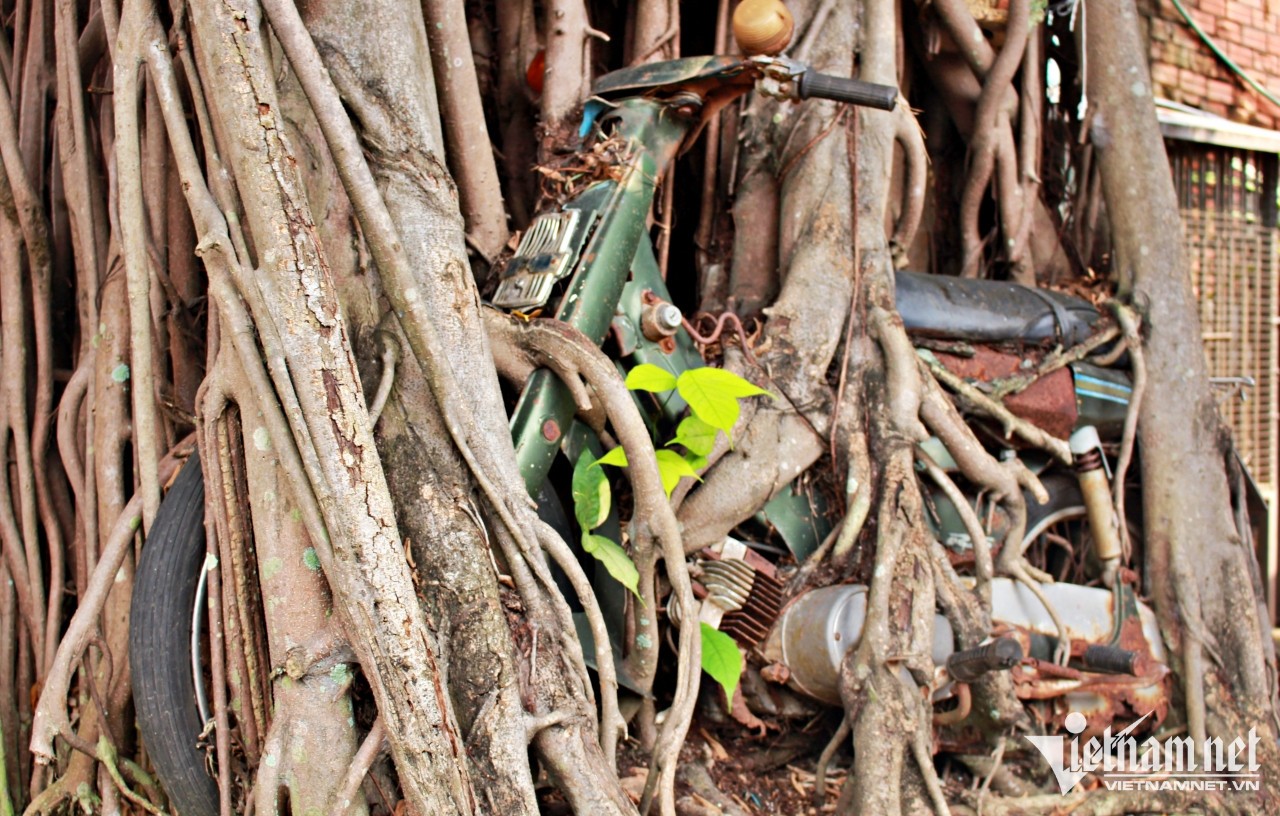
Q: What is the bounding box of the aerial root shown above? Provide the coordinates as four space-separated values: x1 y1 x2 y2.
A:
329 719 388 816
1109 303 1145 560
96 736 166 816
533 519 626 760
366 335 400 427
813 715 850 809
484 312 699 816
826 292 1086 810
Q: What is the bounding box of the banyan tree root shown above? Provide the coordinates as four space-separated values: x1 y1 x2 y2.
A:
259 4 632 811
8 0 1276 812
925 0 1066 283
484 311 700 816
30 451 185 763
823 0 1068 776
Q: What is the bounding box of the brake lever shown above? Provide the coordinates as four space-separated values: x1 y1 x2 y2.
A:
749 55 805 101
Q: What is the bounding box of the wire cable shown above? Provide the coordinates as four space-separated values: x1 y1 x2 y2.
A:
1168 0 1280 112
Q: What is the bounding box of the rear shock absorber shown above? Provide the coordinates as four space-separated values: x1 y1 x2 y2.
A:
1069 426 1122 585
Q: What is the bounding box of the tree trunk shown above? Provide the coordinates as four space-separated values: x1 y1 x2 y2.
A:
185 1 477 810
420 0 508 260
1086 0 1278 752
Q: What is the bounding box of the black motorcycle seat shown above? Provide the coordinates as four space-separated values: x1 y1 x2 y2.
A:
895 271 1099 346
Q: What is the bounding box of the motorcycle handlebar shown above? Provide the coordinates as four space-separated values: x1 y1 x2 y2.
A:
796 71 897 110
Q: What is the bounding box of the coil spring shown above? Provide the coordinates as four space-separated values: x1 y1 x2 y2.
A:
1074 447 1103 473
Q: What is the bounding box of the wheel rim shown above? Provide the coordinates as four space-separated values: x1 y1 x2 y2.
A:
192 561 211 728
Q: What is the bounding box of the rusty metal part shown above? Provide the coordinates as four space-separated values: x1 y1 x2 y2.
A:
641 300 683 341
721 568 784 648
764 577 1172 736
934 347 1078 440
967 580 1169 735
1015 657 1082 682
682 311 761 366
932 682 973 726
1005 637 1170 737
639 289 684 343
699 538 780 580
541 419 561 442
694 541 784 648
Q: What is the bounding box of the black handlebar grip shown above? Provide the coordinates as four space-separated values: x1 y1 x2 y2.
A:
796 71 898 110
1081 644 1139 675
946 637 1024 683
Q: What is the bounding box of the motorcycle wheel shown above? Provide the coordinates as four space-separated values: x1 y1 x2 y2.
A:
1022 474 1140 582
129 452 219 816
1022 474 1087 551
129 453 575 816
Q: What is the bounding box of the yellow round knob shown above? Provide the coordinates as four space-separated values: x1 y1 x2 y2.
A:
732 0 795 56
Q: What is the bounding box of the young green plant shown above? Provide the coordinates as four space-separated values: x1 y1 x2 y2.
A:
572 363 773 706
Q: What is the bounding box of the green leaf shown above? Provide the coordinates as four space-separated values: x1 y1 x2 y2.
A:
625 363 678 393
678 387 738 436
572 450 611 531
593 446 629 468
583 534 642 600
667 415 719 457
684 453 708 472
676 368 771 436
654 449 700 496
679 367 772 399
700 623 742 708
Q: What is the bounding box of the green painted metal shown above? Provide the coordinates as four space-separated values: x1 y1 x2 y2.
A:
592 55 747 98
511 99 694 494
618 243 704 424
756 484 834 561
921 489 1008 557
506 76 853 565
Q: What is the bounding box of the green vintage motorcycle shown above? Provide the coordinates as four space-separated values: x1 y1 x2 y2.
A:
129 45 898 816
132 25 1202 816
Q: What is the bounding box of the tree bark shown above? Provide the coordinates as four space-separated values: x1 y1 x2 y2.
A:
1085 0 1276 748
421 0 508 260
186 1 477 811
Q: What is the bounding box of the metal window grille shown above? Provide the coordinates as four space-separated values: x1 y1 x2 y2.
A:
1169 143 1279 624
1169 145 1278 491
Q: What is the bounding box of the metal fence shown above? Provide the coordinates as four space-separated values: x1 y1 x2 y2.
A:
1170 143 1279 621
1180 209 1278 486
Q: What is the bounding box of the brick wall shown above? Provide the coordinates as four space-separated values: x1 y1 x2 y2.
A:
1140 0 1280 129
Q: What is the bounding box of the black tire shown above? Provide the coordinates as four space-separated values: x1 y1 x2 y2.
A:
130 452 218 816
